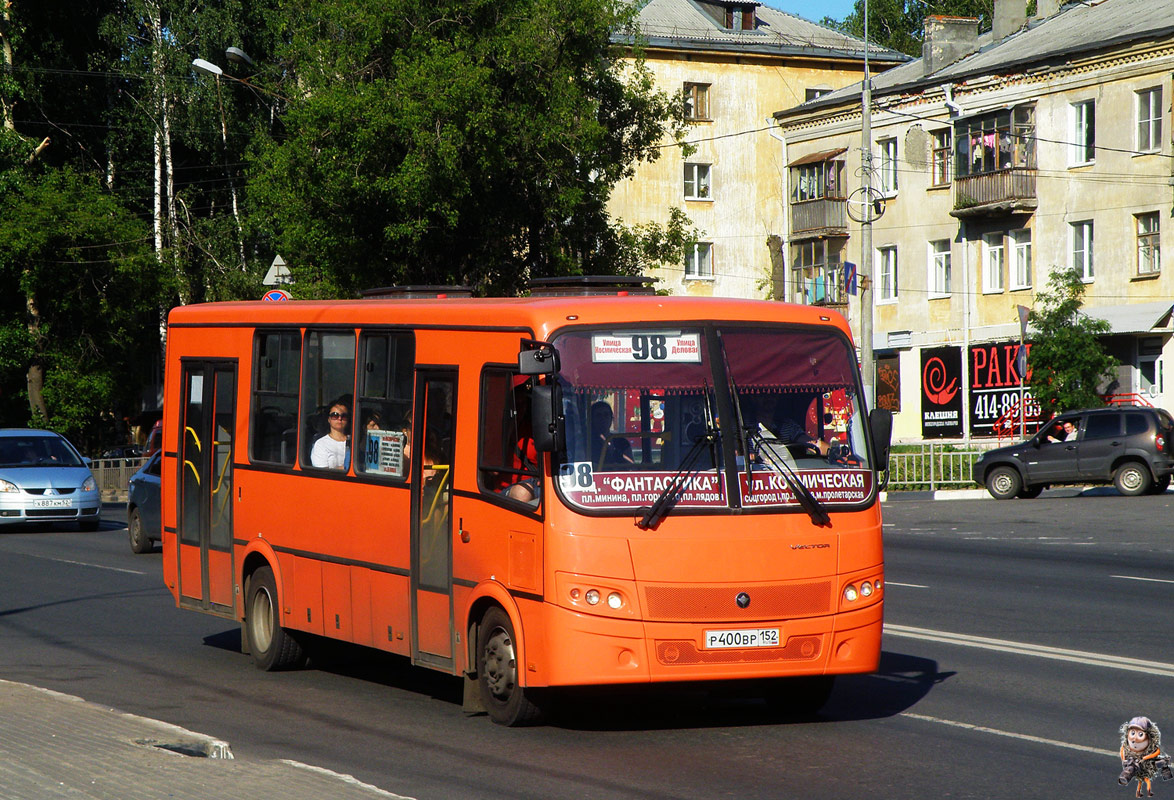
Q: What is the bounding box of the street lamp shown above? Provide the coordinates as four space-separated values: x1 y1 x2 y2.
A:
191 51 250 266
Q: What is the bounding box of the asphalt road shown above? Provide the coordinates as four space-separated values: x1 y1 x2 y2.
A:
0 495 1170 799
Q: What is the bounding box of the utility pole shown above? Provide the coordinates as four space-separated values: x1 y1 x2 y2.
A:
859 0 875 407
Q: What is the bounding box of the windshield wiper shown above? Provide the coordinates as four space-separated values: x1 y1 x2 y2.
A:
746 425 831 527
636 385 719 530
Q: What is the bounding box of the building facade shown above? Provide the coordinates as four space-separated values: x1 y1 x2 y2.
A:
774 0 1174 441
611 0 906 299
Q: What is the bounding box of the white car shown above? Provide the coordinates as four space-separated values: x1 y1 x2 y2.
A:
0 429 101 530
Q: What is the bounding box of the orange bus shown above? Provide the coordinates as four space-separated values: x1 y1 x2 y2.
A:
160 281 892 725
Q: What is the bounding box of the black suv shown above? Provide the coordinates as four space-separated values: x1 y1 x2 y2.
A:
972 406 1174 499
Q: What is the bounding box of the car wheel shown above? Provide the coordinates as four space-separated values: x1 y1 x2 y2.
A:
985 466 1021 500
1114 462 1152 496
1148 475 1171 495
128 508 152 553
1017 485 1043 499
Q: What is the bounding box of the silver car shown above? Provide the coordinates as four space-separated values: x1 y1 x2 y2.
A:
0 429 101 530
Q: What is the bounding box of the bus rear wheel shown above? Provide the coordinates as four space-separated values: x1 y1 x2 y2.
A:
246 566 305 671
477 607 544 726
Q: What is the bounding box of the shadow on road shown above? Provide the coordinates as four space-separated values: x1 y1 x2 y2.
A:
203 625 953 732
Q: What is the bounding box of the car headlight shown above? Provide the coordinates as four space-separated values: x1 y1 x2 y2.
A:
82 476 97 492
0 479 17 493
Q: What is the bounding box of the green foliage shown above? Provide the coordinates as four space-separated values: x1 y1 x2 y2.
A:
1027 268 1117 415
248 0 690 297
0 167 166 445
835 0 994 56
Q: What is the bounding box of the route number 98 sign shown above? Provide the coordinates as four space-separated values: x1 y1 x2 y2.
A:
591 332 701 363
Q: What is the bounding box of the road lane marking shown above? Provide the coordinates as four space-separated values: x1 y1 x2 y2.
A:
1 551 146 576
885 624 1174 678
1112 574 1174 585
899 712 1116 758
885 581 929 588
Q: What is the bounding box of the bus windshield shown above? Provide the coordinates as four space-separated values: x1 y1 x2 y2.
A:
552 325 875 513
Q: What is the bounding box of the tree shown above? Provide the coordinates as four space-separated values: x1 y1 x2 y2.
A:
247 0 692 298
1027 268 1118 415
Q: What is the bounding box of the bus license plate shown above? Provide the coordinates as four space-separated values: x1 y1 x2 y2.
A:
704 628 780 650
33 498 71 508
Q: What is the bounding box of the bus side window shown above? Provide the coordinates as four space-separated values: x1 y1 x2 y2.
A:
355 331 416 479
300 330 357 471
477 369 539 506
250 330 301 465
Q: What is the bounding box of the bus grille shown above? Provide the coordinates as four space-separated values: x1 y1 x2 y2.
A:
655 636 822 666
642 581 833 621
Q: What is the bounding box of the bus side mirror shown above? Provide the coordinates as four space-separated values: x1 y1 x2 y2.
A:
869 408 892 465
518 339 560 375
531 382 565 453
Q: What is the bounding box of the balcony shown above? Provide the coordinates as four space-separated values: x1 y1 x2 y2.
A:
790 197 847 237
951 167 1037 218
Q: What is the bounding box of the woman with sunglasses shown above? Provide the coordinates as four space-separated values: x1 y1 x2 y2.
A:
310 398 351 469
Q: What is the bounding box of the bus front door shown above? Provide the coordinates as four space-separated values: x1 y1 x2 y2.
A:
411 370 456 669
177 361 237 615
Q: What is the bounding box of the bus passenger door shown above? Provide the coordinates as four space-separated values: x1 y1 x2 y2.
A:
411 369 457 669
177 361 238 615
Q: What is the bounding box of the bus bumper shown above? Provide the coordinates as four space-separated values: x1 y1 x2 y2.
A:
533 601 882 687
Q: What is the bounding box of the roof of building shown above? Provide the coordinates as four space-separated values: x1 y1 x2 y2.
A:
615 0 909 63
775 0 1174 120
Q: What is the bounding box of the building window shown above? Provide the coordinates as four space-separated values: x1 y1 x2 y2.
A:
877 246 898 303
683 163 712 200
805 87 831 102
1138 88 1163 153
1138 212 1160 275
931 129 951 185
1070 100 1095 165
791 160 843 201
954 105 1035 178
878 138 898 194
725 4 756 30
1010 229 1032 290
1071 220 1094 281
684 83 710 121
791 239 843 305
685 242 713 278
929 240 951 298
982 233 1004 293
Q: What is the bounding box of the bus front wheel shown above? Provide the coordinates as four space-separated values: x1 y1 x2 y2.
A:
477 607 545 726
246 566 305 671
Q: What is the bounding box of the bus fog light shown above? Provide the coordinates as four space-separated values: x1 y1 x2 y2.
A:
607 592 623 609
843 585 858 603
585 589 600 605
860 581 873 597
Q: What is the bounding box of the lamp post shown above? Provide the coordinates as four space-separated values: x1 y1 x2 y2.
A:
192 55 246 267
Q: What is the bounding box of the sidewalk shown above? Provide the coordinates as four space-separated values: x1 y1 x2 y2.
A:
0 679 412 800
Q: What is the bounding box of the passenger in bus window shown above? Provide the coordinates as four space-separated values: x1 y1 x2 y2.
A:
502 381 540 504
311 398 351 469
769 399 829 456
591 401 634 467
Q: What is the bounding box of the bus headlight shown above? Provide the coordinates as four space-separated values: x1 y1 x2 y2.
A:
860 581 873 597
585 589 600 605
607 592 624 609
844 584 859 603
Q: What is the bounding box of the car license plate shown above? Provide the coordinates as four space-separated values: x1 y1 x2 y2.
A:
703 628 780 649
33 498 71 508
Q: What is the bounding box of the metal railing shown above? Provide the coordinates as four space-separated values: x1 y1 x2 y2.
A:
89 457 147 503
885 443 1000 492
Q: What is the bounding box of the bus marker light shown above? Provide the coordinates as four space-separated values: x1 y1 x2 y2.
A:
570 588 581 601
